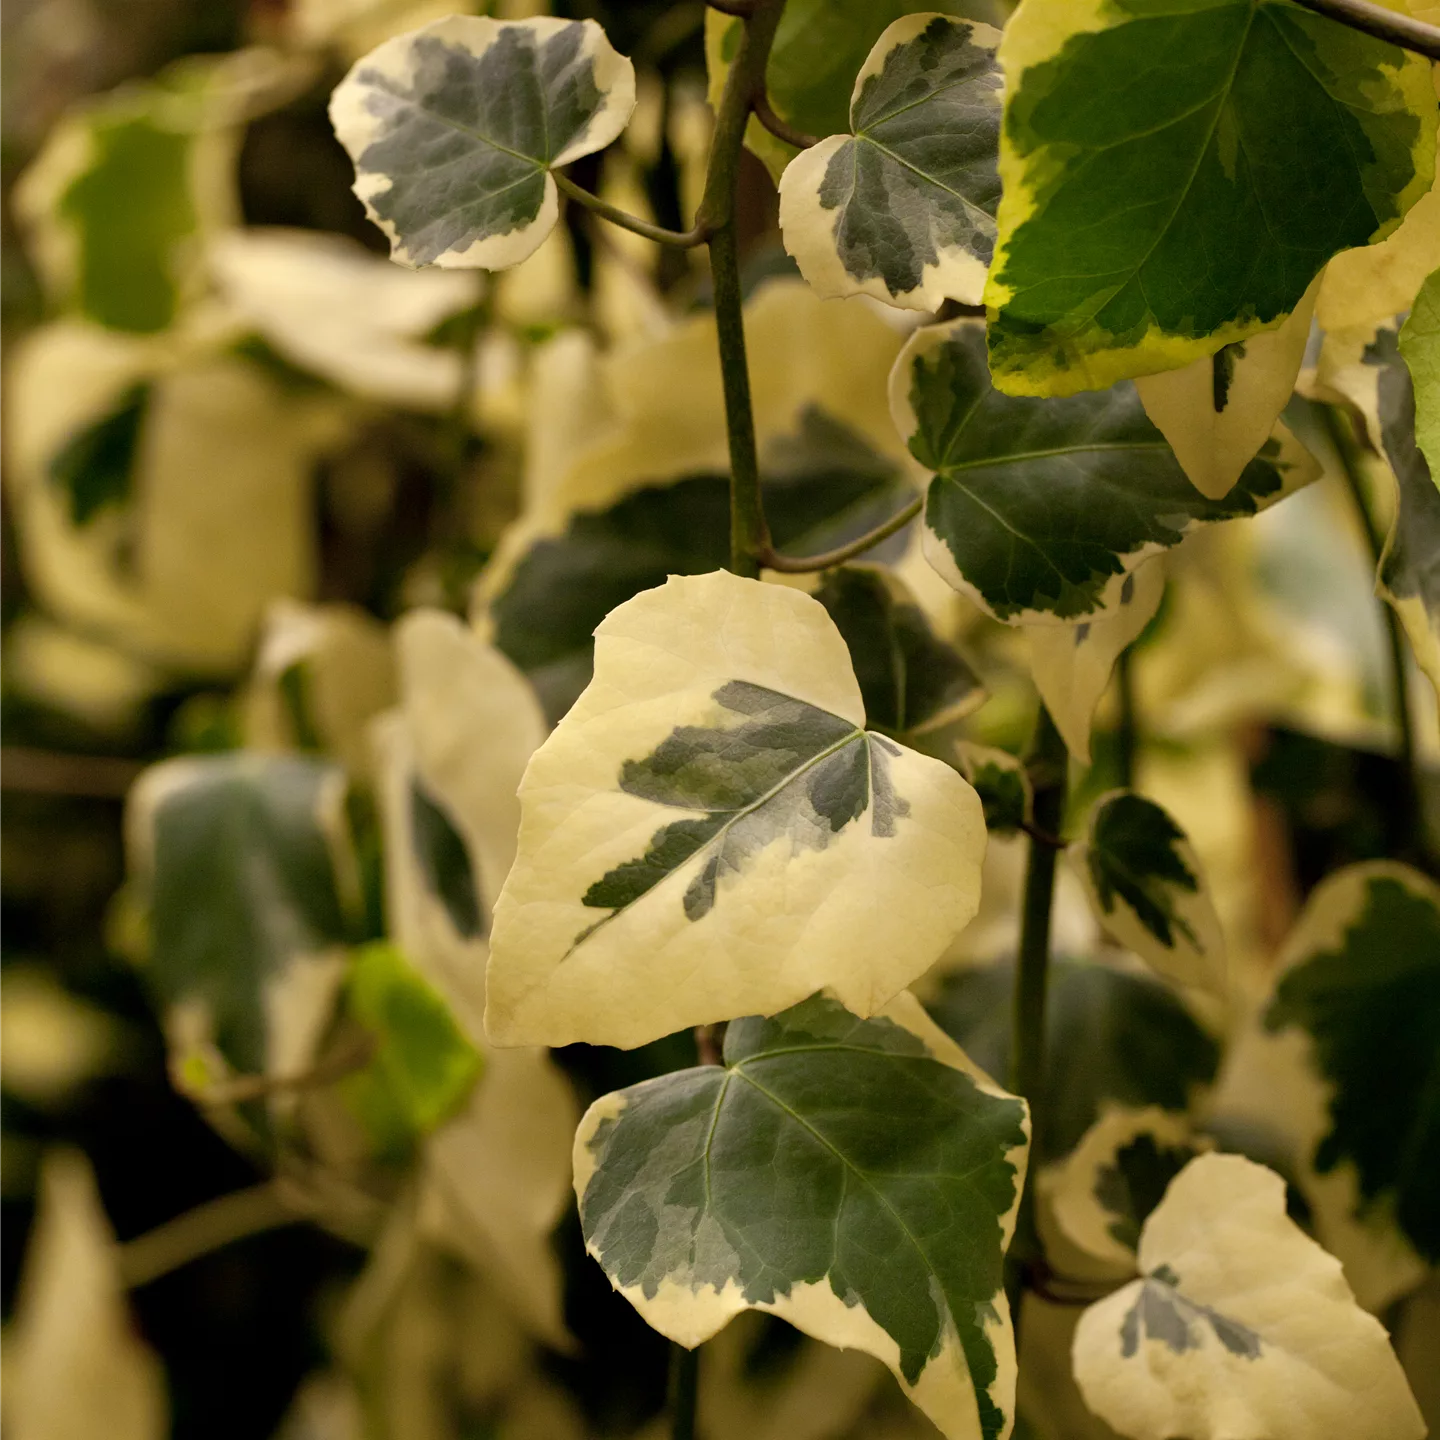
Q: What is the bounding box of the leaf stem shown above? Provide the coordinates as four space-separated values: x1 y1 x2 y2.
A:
554 171 712 249
670 1343 701 1440
751 91 819 150
757 495 923 573
1323 405 1420 843
1289 0 1440 59
698 0 789 577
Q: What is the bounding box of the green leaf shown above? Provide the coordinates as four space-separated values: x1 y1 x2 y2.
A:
1041 1108 1205 1272
329 16 636 270
1074 1154 1425 1440
128 753 352 1077
574 991 1030 1440
1401 266 1440 476
485 571 987 1049
953 742 1031 835
487 408 915 724
779 16 1002 310
929 960 1221 1167
895 321 1317 623
984 0 1437 396
338 941 483 1156
44 382 149 527
1264 863 1440 1265
812 566 983 737
1073 791 1227 997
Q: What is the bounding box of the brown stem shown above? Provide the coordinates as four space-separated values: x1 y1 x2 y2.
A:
193 1032 375 1107
1289 0 1440 58
757 495 923 573
555 171 712 248
751 91 819 150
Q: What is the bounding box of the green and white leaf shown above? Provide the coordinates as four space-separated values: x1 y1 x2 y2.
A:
126 753 354 1084
1072 791 1227 998
1263 862 1440 1270
574 991 1030 1440
330 16 636 270
1401 265 1440 475
210 227 481 409
929 959 1221 1168
1027 559 1165 766
1133 278 1319 500
892 320 1317 624
1073 1153 1425 1440
812 565 984 738
485 571 987 1049
337 940 483 1156
778 15 1002 310
984 0 1437 396
704 1 1007 186
373 609 546 1022
953 742 1031 836
1039 1106 1206 1275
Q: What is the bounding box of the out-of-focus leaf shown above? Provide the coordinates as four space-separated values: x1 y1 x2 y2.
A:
1073 1154 1424 1440
330 16 635 270
953 742 1031 836
778 16 1002 310
486 571 987 1049
575 991 1030 1440
0 969 123 1106
126 752 353 1080
4 1148 168 1440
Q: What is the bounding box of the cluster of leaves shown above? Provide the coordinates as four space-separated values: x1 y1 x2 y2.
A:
3 2 1440 1440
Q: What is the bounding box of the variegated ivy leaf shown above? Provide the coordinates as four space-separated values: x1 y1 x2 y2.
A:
812 565 984 738
1072 791 1227 998
1073 1153 1425 1440
1375 273 1440 700
337 941 483 1159
930 960 1221 1168
485 407 916 725
126 754 354 1084
778 16 1002 311
1040 1107 1206 1275
984 0 1437 397
330 16 636 270
1027 560 1164 766
1133 278 1319 501
704 1 1007 185
953 742 1030 836
574 991 1030 1440
1264 863 1440 1268
893 321 1316 624
485 571 986 1049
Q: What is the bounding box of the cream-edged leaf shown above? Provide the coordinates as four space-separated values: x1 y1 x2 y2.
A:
1134 279 1319 501
126 753 353 1083
1040 1107 1206 1274
1073 1153 1425 1440
210 228 480 409
574 990 1030 1440
1263 862 1440 1270
984 0 1437 397
1072 791 1227 998
484 571 986 1049
330 16 636 270
778 15 1002 310
953 742 1031 836
1402 266 1440 476
4 1148 168 1440
1027 560 1164 766
894 321 1317 625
